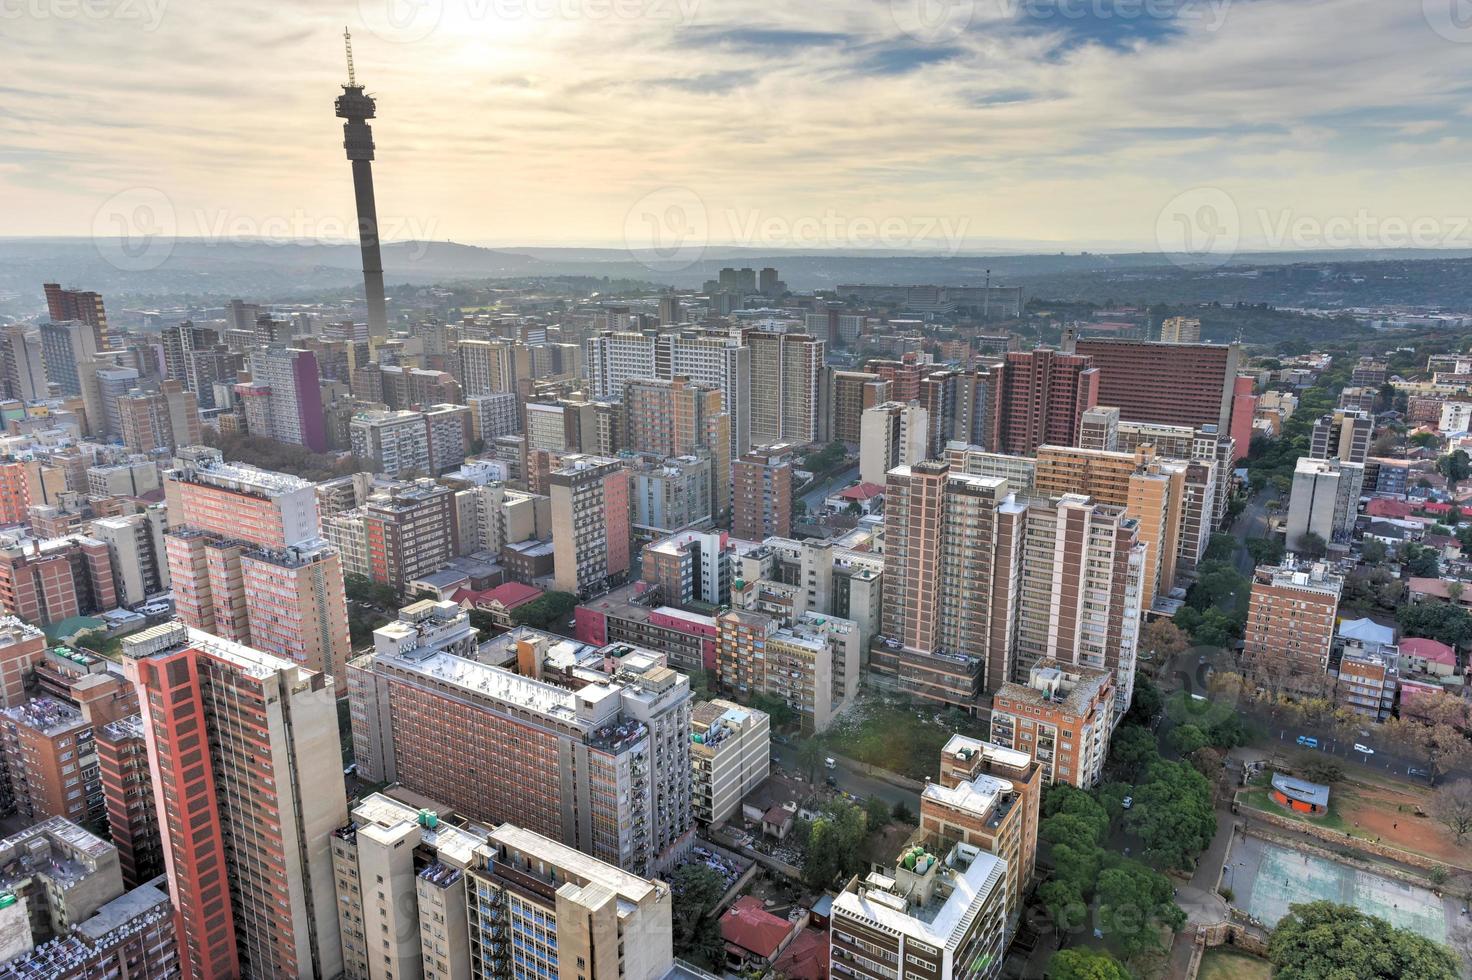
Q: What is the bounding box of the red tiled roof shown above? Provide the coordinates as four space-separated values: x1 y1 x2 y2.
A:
483 582 543 608
1400 637 1458 666
1365 498 1413 519
720 896 796 960
772 927 829 980
836 482 885 501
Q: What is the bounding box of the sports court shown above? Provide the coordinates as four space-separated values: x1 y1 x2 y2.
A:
1229 835 1448 942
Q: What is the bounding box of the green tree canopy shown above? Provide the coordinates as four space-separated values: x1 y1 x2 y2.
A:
1168 724 1208 756
1269 901 1459 980
1096 862 1187 958
509 591 579 631
1046 949 1130 980
1123 759 1217 870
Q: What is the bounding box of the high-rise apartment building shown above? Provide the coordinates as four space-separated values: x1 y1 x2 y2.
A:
465 824 677 980
467 391 521 442
164 460 351 680
96 714 165 888
932 735 1041 934
664 331 751 459
550 455 632 597
988 349 1099 455
641 529 733 607
324 480 458 593
121 622 347 979
745 330 824 445
1072 337 1243 432
877 463 1023 706
586 331 659 401
1 325 48 402
116 381 200 454
44 283 108 350
1244 559 1343 680
1158 316 1201 343
1285 457 1363 549
39 320 99 397
860 401 929 486
989 660 1115 787
456 337 524 395
830 842 1007 980
245 346 328 451
691 699 770 826
1034 445 1190 609
350 615 694 875
715 609 861 734
1013 495 1143 713
0 618 47 709
624 376 731 518
829 370 890 444
732 444 795 541
350 409 431 476
1309 408 1372 464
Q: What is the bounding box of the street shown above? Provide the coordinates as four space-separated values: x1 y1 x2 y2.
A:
799 463 860 512
769 741 922 816
1232 485 1275 577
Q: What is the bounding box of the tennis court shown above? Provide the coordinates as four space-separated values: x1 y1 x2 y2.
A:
1230 836 1447 942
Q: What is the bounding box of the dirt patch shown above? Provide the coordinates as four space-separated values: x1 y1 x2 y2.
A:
1336 781 1469 870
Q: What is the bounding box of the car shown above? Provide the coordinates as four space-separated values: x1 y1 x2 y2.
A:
1353 743 1374 755
1296 735 1319 748
824 757 837 770
1409 768 1429 778
1121 796 1133 810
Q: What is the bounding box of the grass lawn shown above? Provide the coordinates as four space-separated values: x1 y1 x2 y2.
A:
1237 785 1349 832
820 696 988 781
1198 948 1272 980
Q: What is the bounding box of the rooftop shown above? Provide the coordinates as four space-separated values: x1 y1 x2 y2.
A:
833 843 1005 947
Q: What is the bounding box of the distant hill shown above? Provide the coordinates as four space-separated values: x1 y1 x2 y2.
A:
3 237 1471 316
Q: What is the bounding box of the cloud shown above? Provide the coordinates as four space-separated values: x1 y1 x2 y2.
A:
0 0 1467 250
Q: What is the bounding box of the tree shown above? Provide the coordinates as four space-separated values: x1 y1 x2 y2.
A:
1203 533 1237 564
1168 724 1208 756
1300 759 1344 785
669 863 728 969
864 796 890 831
1383 693 1472 786
1268 901 1459 979
1402 543 1441 579
1411 431 1441 449
1361 538 1388 565
344 572 400 610
1429 779 1472 843
1096 861 1187 959
891 800 915 824
1124 760 1217 870
1398 601 1472 649
509 591 579 631
795 737 824 783
1246 537 1285 567
1108 725 1160 782
1206 713 1252 750
748 693 798 730
1124 675 1164 727
1137 620 1189 679
801 801 867 889
1438 449 1471 491
1046 949 1130 980
1294 531 1327 559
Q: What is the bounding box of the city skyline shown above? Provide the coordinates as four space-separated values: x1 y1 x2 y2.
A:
3 1 1472 255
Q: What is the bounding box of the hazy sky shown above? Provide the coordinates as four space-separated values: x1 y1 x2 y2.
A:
4 0 1472 255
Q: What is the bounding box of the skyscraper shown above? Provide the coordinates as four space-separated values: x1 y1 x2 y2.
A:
122 622 347 979
335 30 389 343
988 348 1099 455
1073 336 1243 432
859 401 929 486
732 445 795 541
745 330 824 445
245 347 328 451
623 376 731 518
38 320 98 397
164 459 352 681
43 283 108 350
550 455 632 597
1158 316 1201 343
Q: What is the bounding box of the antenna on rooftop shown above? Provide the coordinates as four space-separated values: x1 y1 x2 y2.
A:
344 26 357 87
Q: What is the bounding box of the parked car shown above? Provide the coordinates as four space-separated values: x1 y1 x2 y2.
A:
1409 767 1429 778
1121 796 1133 810
1296 735 1319 748
1353 743 1374 755
825 757 837 770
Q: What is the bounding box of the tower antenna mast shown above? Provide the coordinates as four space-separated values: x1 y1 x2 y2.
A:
344 26 356 87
